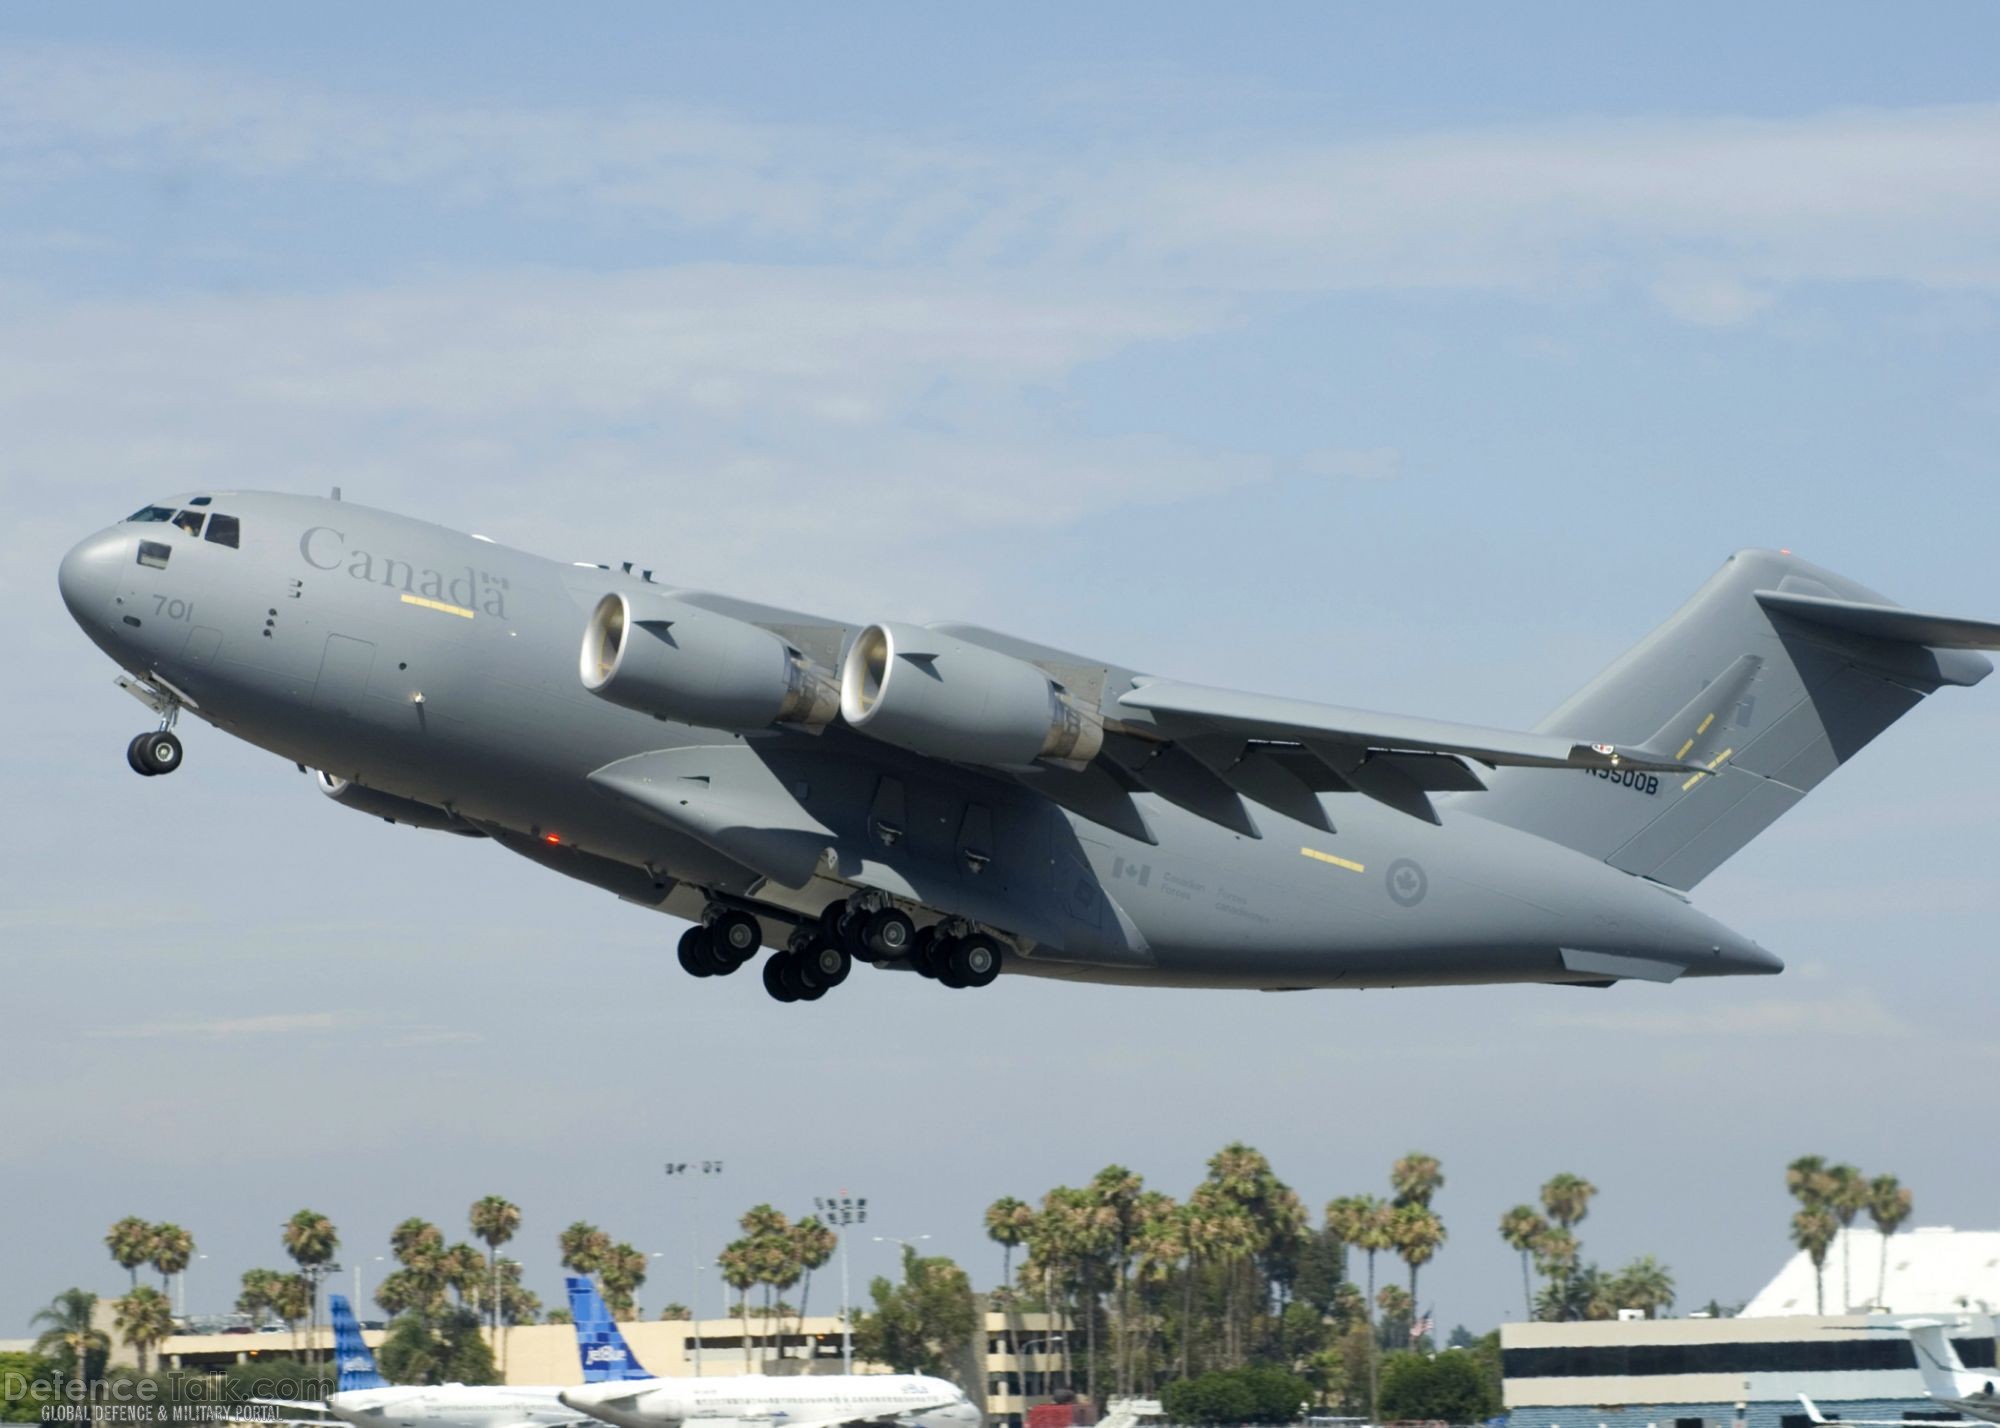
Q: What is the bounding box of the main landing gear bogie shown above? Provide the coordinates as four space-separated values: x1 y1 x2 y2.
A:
681 892 1007 1002
678 908 763 978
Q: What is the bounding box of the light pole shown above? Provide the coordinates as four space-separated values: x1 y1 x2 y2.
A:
813 1194 869 1373
354 1256 384 1312
667 1159 724 1376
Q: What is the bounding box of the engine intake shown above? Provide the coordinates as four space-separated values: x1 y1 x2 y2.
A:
581 592 837 732
840 622 1102 766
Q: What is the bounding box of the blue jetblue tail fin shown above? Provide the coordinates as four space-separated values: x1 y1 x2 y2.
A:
329 1294 389 1392
567 1275 650 1382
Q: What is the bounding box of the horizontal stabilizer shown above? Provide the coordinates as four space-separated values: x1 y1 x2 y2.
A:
1757 590 2000 663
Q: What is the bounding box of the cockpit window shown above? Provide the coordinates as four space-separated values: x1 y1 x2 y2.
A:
204 513 241 548
188 496 212 507
127 505 174 524
172 510 206 537
137 540 171 570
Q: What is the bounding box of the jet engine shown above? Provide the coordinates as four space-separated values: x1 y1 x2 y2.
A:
312 770 479 834
580 592 838 731
840 622 1103 765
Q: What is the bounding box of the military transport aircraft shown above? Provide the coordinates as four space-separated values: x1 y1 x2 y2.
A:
58 492 2000 1002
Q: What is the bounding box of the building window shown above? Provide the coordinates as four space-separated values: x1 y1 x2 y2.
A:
1675 1417 1706 1428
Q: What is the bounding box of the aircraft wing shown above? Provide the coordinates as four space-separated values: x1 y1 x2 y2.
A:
1797 1394 1973 1428
1105 677 1705 831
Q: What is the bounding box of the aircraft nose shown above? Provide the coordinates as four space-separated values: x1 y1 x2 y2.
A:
1720 934 1784 976
58 529 126 623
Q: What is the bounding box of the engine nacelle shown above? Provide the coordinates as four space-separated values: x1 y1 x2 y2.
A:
840 622 1103 766
580 592 837 731
313 770 478 834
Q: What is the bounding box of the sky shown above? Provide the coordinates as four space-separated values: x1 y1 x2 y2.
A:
5 1 2000 1343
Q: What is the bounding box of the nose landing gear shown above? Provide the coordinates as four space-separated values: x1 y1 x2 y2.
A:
116 672 193 777
126 730 184 777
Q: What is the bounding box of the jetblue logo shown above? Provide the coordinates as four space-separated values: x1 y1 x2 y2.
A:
585 1346 627 1364
341 1357 371 1372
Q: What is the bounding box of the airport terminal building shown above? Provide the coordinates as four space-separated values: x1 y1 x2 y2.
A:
1504 1229 2000 1428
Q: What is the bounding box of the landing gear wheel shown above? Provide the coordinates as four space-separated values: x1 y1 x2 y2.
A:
907 926 941 979
126 734 157 776
862 908 914 960
780 951 829 1001
950 934 1004 988
133 731 182 776
763 953 800 1003
806 942 852 988
934 938 970 989
677 925 717 978
710 910 762 967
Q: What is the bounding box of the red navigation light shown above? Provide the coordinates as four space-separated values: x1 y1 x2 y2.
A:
544 833 561 845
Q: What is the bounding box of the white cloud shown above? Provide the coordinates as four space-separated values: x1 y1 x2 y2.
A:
8 43 2000 321
88 1011 348 1041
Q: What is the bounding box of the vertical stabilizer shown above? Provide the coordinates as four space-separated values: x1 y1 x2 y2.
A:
568 1274 652 1382
328 1294 388 1393
1470 550 1995 888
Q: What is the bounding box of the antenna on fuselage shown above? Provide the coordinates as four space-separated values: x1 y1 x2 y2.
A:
330 486 342 501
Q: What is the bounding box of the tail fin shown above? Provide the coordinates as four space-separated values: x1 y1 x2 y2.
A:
567 1275 650 1382
1471 550 1997 888
1906 1319 1989 1401
328 1294 388 1392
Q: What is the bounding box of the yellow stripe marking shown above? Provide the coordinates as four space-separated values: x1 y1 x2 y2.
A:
1675 737 1695 759
1681 747 1737 792
1301 847 1365 873
401 593 475 619
1696 712 1716 734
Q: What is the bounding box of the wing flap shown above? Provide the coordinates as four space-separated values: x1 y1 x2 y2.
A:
1119 679 1703 774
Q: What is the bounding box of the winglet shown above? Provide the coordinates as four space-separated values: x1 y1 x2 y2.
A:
1799 1395 1833 1425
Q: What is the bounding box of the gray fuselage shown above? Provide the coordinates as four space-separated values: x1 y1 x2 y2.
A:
58 491 1778 990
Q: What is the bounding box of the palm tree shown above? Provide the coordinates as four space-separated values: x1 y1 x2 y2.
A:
282 1209 339 1362
1826 1166 1867 1312
1499 1205 1549 1319
469 1196 522 1351
1792 1205 1838 1314
1130 1191 1181 1392
1137 1196 1195 1379
106 1218 155 1290
1609 1256 1675 1318
560 1221 612 1290
600 1243 649 1321
392 1217 445 1265
113 1286 175 1374
1867 1174 1914 1309
1531 1228 1578 1319
1786 1155 1835 1208
985 1196 1033 1288
269 1274 313 1357
719 1243 758 1369
441 1243 487 1308
1389 1203 1445 1315
790 1217 837 1366
1089 1165 1146 1396
32 1288 109 1397
150 1223 195 1295
1390 1153 1444 1208
1540 1173 1597 1231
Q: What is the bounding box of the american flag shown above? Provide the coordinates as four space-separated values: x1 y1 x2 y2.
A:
1409 1307 1434 1340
